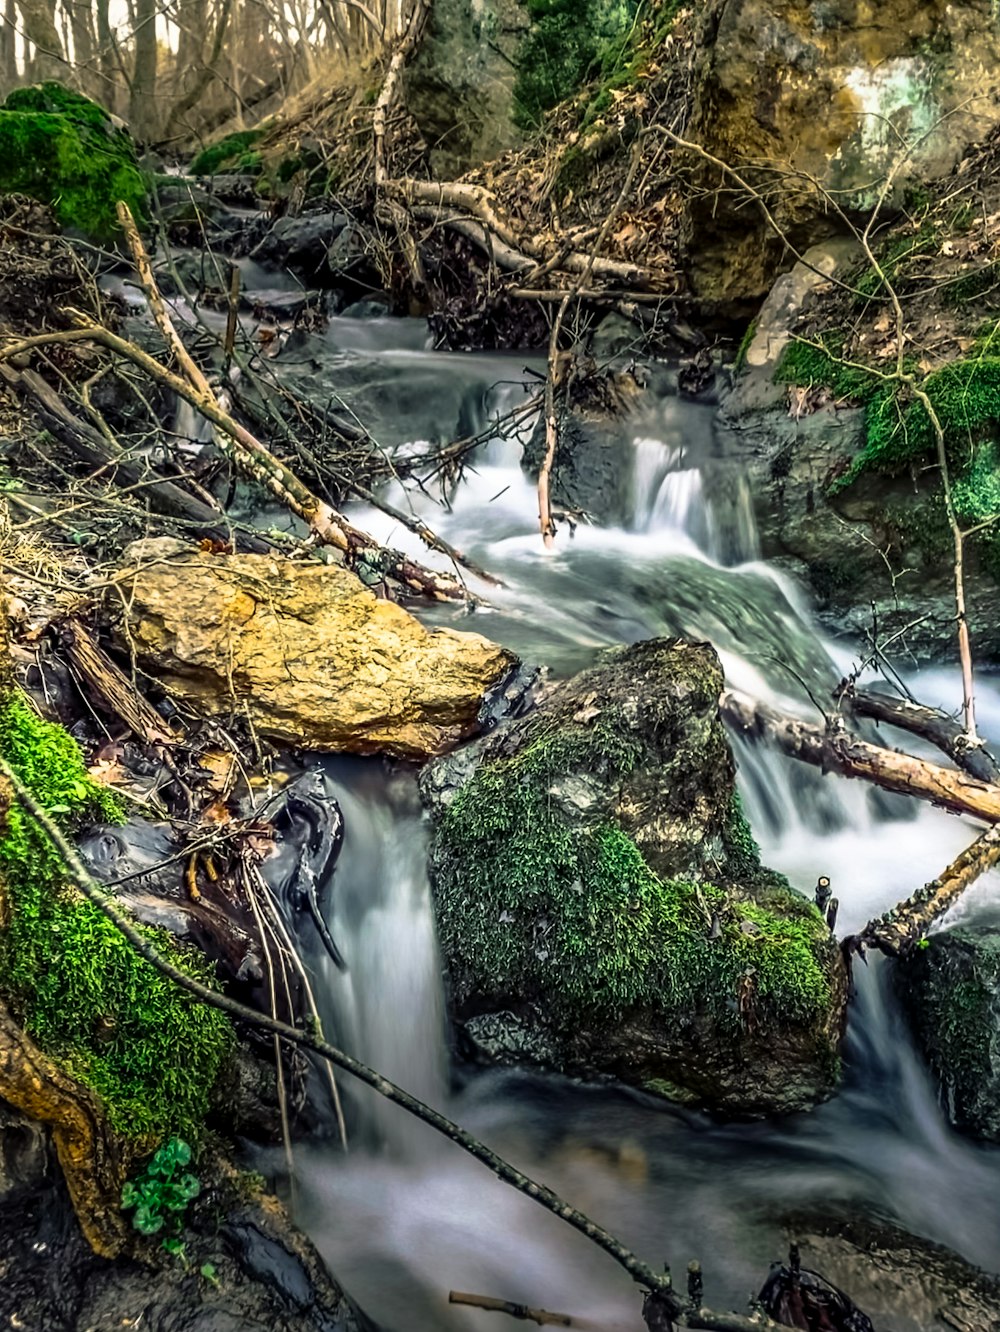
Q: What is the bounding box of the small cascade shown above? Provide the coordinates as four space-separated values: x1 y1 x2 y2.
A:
307 762 447 1156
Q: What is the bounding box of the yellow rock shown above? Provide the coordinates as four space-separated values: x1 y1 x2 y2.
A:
116 549 517 760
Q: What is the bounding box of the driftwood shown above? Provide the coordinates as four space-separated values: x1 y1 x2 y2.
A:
448 1291 572 1326
58 618 177 746
720 691 1000 824
842 686 1000 784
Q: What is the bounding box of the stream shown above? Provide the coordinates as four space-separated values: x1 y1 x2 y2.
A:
152 295 1000 1328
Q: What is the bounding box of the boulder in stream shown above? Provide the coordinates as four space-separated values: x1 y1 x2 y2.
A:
113 543 518 760
421 638 848 1116
898 926 1000 1144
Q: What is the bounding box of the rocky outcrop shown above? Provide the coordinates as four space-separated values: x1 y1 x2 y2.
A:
782 1210 1000 1332
114 544 517 760
898 926 1000 1144
421 637 847 1116
719 243 1000 662
684 0 1000 302
405 0 524 178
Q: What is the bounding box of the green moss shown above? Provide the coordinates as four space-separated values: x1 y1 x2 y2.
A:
0 692 232 1141
944 263 1000 307
852 223 938 302
733 318 758 374
189 128 263 176
435 724 831 1030
0 83 147 239
720 791 760 880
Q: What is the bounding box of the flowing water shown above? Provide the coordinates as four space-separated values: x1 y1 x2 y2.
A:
156 300 1000 1327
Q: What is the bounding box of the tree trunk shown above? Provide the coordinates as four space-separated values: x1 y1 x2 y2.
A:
129 0 158 141
16 0 65 79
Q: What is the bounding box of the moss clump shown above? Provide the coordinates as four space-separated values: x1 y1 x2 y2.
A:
0 692 233 1141
189 129 263 176
435 723 831 1029
0 82 147 239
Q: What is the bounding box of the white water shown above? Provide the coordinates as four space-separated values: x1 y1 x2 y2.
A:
259 344 1000 1330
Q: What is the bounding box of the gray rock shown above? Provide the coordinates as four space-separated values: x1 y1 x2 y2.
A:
250 212 350 278
0 1102 49 1203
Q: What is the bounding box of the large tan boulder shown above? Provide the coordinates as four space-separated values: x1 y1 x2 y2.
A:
684 0 1000 302
114 546 516 759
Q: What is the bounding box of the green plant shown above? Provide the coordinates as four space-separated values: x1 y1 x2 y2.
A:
0 691 233 1139
189 128 263 176
121 1136 201 1240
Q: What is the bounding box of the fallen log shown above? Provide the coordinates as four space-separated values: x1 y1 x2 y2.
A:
857 824 1000 956
720 691 1000 824
842 686 1000 784
58 618 177 747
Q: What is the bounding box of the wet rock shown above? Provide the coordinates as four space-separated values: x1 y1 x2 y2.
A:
521 368 645 527
683 0 1000 302
0 1167 364 1331
719 245 1000 663
242 288 325 321
113 544 518 760
250 211 350 280
781 1210 1000 1332
0 1101 49 1202
421 637 847 1116
898 926 1000 1143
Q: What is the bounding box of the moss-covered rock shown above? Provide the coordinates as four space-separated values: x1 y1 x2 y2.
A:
421 637 847 1116
0 690 233 1143
898 927 1000 1143
0 82 147 239
189 127 264 176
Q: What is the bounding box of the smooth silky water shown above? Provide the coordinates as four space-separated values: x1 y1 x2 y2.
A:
238 330 1000 1329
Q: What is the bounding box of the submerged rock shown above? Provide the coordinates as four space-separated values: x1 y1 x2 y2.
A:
898 926 1000 1144
421 637 847 1116
114 545 517 760
781 1210 1000 1332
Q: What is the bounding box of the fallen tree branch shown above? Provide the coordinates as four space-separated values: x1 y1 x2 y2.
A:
448 1291 572 1326
398 180 672 289
0 363 270 554
857 824 1000 956
720 691 1000 823
0 314 472 601
841 686 1000 784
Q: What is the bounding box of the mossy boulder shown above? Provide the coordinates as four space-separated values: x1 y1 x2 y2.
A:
189 127 264 176
421 637 847 1116
0 82 147 239
899 927 1000 1143
0 689 233 1144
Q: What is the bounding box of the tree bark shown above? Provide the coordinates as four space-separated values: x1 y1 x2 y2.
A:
129 0 158 140
858 825 1000 956
720 691 1000 824
842 686 1000 784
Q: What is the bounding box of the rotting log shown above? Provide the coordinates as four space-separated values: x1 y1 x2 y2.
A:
842 686 1000 784
721 691 1000 824
0 997 130 1256
59 618 178 746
